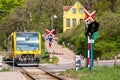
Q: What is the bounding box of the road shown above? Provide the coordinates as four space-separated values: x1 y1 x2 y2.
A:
45 40 75 64
39 63 75 73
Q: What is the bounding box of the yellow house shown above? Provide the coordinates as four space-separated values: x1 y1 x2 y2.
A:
63 2 85 32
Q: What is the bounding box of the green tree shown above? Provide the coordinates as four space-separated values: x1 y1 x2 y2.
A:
0 0 25 23
0 0 25 50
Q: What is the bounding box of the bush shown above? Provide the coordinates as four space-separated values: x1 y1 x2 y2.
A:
40 52 49 63
40 52 59 64
0 46 2 51
52 56 59 64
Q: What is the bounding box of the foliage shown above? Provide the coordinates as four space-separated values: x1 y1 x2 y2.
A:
94 41 117 59
41 52 59 64
0 46 2 51
40 52 50 63
60 65 120 80
0 68 10 72
0 0 25 50
52 56 59 64
58 26 86 55
59 11 120 59
0 0 25 23
94 0 111 15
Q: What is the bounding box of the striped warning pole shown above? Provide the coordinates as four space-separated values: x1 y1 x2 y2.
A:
87 35 90 68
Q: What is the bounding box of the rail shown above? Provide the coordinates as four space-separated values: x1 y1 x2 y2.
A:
21 67 64 80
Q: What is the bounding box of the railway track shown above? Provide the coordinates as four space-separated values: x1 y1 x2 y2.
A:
21 67 64 80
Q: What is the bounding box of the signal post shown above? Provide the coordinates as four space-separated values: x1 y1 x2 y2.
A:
84 9 99 71
45 29 55 62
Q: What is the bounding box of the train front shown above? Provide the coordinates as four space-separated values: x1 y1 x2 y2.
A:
14 32 41 66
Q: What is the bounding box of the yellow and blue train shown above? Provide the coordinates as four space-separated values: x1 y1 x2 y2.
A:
8 32 41 66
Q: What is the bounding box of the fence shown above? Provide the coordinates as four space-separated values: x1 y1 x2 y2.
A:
74 56 120 68
94 56 120 67
62 41 120 67
62 41 77 51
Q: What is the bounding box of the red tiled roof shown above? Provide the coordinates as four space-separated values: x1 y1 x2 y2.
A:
63 6 72 11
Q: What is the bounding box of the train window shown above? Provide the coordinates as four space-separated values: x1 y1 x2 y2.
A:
16 33 40 51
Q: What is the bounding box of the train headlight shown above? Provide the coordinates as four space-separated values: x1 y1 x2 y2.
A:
16 54 21 58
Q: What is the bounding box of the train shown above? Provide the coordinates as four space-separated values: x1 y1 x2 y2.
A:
8 32 41 66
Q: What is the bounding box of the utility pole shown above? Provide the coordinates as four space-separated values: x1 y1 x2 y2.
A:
51 15 57 30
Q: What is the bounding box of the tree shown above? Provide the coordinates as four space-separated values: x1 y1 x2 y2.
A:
110 0 117 12
0 0 25 23
0 0 25 50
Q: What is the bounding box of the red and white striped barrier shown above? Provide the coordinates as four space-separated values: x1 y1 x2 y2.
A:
87 36 90 68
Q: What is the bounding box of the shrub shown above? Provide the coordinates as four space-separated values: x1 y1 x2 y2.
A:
52 56 59 64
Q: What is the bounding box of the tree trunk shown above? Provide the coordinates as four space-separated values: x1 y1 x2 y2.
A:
110 0 116 12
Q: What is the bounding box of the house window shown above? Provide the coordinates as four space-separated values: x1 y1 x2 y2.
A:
72 19 76 27
72 8 76 14
79 8 83 14
66 19 70 27
79 19 83 26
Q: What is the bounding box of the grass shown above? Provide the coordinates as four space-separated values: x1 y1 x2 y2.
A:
60 65 120 80
0 68 10 72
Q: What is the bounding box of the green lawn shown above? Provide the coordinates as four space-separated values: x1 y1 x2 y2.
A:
60 65 120 80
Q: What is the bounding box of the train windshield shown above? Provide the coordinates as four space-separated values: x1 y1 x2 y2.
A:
16 33 40 51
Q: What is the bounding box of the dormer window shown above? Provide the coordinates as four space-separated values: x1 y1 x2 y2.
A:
72 8 76 14
79 8 83 14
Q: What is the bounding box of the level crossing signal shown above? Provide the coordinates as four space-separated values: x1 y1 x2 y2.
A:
84 9 99 71
87 21 99 36
45 29 55 48
84 10 96 22
45 29 55 37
